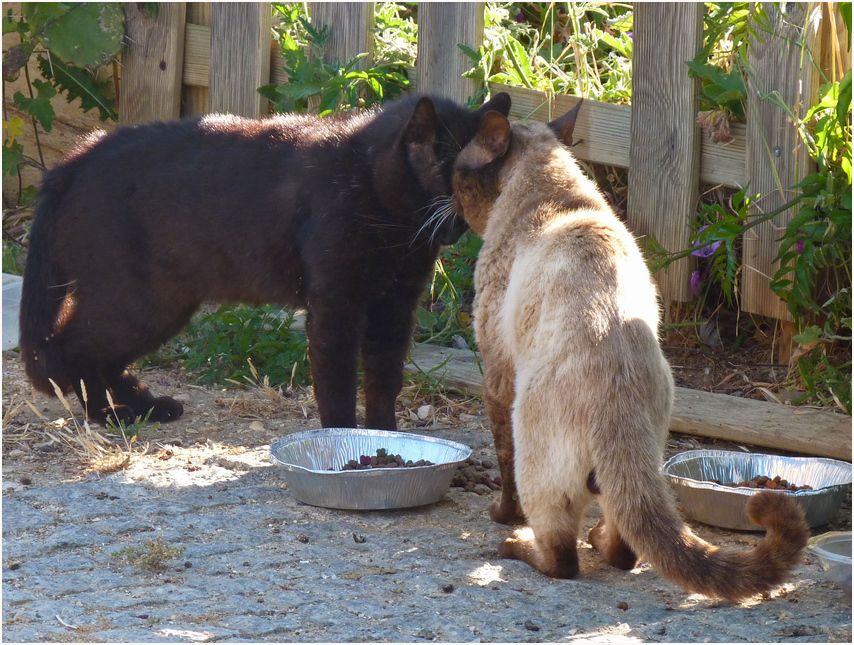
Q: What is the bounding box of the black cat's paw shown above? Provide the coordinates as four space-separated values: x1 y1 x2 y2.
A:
92 404 137 428
147 396 184 423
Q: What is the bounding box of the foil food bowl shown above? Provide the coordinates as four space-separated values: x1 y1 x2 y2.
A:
808 531 852 591
663 450 852 531
270 428 472 510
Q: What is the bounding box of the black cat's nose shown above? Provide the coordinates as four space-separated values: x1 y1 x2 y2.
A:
435 214 469 246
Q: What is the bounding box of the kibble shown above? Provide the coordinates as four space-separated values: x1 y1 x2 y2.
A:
339 448 433 471
716 475 812 492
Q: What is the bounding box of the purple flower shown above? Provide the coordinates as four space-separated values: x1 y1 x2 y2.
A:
690 225 723 258
690 270 703 296
690 265 712 297
516 12 524 23
796 239 805 254
627 31 633 39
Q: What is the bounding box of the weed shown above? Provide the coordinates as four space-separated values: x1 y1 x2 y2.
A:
260 3 410 115
182 304 311 389
111 534 185 572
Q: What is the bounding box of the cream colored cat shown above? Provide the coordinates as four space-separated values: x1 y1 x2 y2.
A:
451 106 809 601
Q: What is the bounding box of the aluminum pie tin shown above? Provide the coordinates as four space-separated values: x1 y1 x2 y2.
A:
270 428 472 510
807 531 852 591
663 450 852 531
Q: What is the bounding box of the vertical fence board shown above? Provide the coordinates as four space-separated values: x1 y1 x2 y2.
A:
183 3 211 117
209 3 272 118
627 3 703 303
417 3 483 104
742 3 821 323
310 2 375 68
120 3 187 125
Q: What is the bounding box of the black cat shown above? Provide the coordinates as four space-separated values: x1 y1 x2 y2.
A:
20 92 511 428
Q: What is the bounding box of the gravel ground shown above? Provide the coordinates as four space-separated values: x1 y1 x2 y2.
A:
2 352 852 643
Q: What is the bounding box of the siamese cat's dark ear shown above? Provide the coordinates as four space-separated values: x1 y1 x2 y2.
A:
405 96 437 145
548 98 583 148
478 92 511 117
473 110 511 165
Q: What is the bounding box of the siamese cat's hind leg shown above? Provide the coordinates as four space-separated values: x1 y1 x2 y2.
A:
588 513 640 571
483 360 525 525
498 382 594 578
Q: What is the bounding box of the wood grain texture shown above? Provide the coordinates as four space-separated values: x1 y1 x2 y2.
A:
627 2 703 303
488 83 747 187
406 344 851 461
742 3 821 321
416 3 484 104
310 2 375 68
120 2 187 125
209 3 272 118
182 2 211 117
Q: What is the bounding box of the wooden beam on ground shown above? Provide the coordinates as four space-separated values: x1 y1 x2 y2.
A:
182 3 211 117
627 2 703 303
310 2 375 68
120 2 187 125
417 2 484 104
405 343 851 461
209 3 272 118
742 3 821 322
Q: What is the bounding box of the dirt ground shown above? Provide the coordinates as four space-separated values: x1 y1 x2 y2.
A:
2 349 852 642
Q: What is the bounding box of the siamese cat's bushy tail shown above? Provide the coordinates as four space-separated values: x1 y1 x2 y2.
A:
591 416 810 602
19 171 73 397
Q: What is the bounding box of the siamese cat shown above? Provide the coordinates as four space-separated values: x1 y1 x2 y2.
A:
20 93 511 427
450 104 809 601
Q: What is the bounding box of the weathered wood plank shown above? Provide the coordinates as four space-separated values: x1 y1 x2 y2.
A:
182 3 211 117
417 3 484 104
627 3 703 303
488 83 746 189
405 343 851 461
742 3 821 322
310 2 375 68
209 3 272 118
120 2 187 125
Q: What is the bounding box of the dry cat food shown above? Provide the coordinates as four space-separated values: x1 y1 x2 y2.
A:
340 448 434 470
452 458 502 494
714 475 812 492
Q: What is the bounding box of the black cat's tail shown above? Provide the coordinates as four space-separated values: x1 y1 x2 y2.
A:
19 172 73 396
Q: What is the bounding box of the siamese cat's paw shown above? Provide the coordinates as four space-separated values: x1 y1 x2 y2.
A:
588 519 639 571
499 527 580 579
489 496 526 525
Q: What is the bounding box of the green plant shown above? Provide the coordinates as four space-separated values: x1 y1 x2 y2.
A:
259 3 410 115
3 3 122 181
111 534 185 572
654 70 851 413
182 304 311 389
462 2 633 108
415 231 483 347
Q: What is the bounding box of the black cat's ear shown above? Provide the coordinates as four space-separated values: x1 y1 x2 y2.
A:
405 96 437 145
548 98 583 147
477 92 511 117
471 111 511 166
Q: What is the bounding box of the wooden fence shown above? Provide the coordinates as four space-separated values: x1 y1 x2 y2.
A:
8 2 850 361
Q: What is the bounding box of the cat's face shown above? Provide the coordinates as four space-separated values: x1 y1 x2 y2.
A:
451 111 513 235
373 93 511 246
452 103 584 235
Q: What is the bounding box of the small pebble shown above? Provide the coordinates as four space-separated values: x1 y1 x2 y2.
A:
441 583 455 593
524 620 540 632
617 601 629 611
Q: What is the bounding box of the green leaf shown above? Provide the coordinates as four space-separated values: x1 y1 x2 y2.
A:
3 10 19 35
2 139 24 177
837 70 852 128
37 54 116 121
23 2 125 67
12 80 57 132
